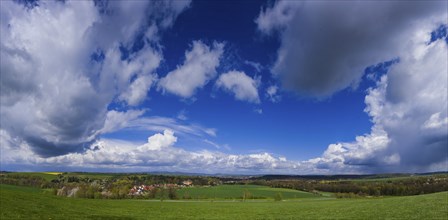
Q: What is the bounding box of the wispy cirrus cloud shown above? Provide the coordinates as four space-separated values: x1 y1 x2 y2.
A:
265 85 281 103
203 139 231 151
113 116 217 138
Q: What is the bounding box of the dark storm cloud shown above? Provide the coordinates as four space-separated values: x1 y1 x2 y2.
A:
257 1 446 97
25 136 95 157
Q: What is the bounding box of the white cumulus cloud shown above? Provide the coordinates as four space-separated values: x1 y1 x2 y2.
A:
215 71 261 103
0 0 190 157
158 41 224 98
139 130 177 151
1 129 304 174
310 35 448 173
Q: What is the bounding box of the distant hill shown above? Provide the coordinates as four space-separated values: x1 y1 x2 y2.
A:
250 172 448 181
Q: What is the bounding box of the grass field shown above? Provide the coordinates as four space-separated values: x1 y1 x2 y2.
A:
1 184 447 219
177 185 320 200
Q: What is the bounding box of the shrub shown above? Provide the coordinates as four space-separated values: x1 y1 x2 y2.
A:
168 186 178 199
274 192 283 201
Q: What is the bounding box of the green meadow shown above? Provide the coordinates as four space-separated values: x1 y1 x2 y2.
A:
177 184 321 200
1 184 447 219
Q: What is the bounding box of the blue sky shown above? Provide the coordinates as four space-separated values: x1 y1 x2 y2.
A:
1 0 447 174
105 0 373 160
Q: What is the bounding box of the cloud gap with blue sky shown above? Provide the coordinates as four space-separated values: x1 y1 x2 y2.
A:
1 0 447 174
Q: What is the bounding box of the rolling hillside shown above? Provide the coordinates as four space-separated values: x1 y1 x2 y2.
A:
1 184 447 219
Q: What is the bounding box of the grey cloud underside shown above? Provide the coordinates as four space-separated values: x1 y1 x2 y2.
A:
258 1 446 97
382 40 447 170
0 1 190 157
24 137 95 157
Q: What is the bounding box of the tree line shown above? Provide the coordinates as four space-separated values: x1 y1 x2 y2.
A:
248 175 448 197
1 172 447 199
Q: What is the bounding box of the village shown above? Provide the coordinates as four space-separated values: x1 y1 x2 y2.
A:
128 180 193 196
41 174 225 199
